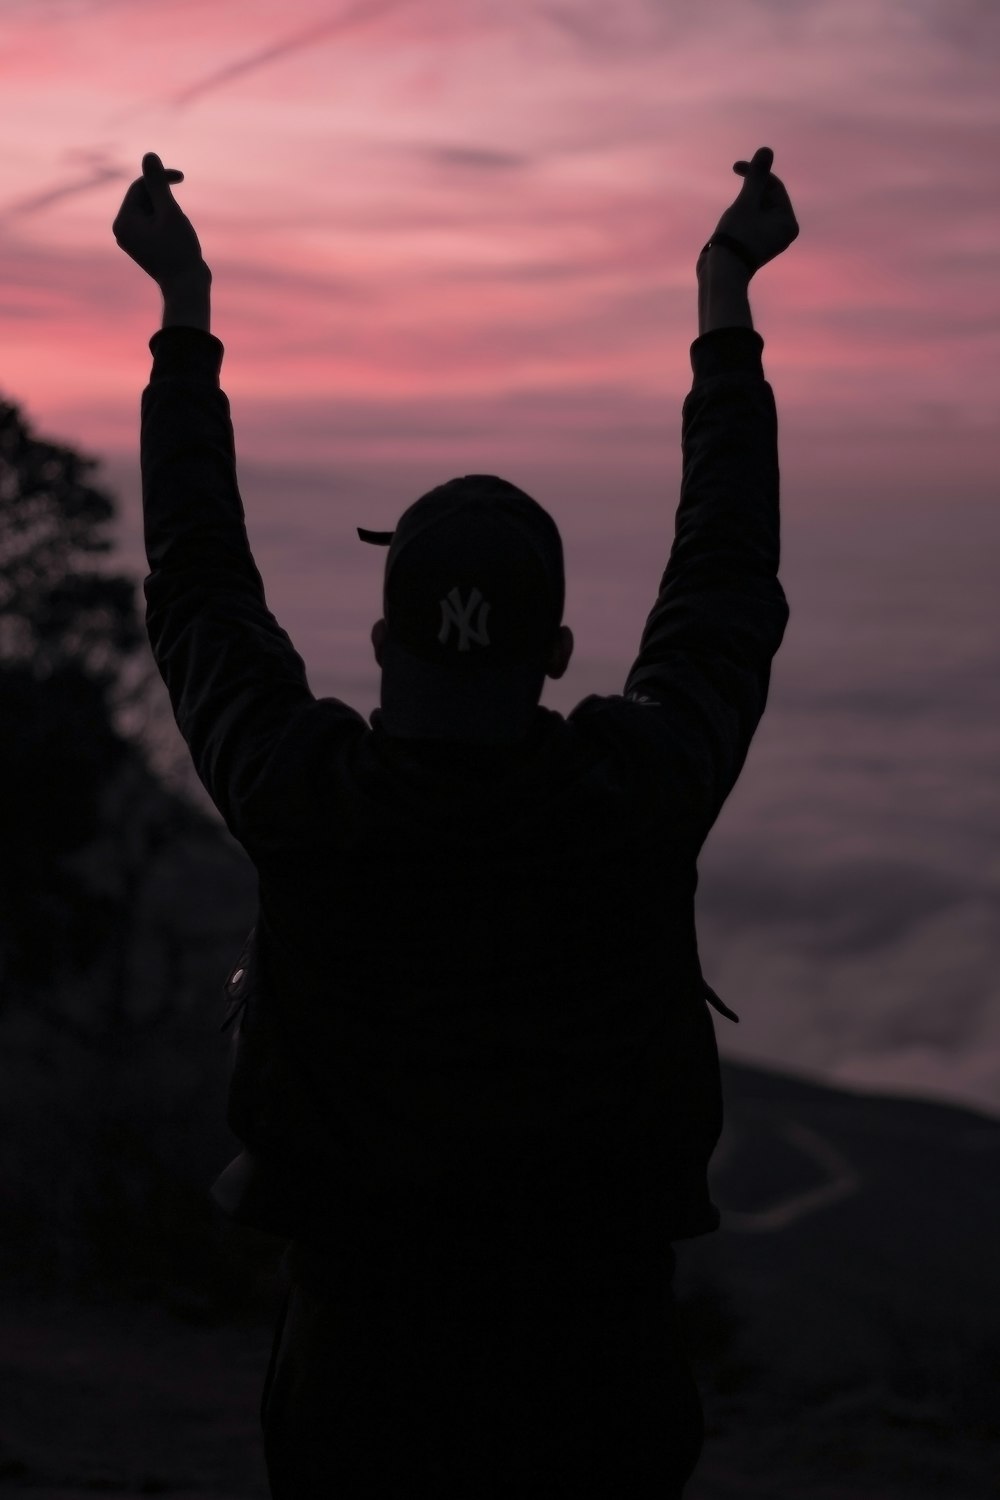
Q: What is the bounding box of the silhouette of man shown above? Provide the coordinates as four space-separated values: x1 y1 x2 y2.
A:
114 144 797 1498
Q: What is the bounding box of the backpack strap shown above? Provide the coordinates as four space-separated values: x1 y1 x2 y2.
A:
702 979 740 1024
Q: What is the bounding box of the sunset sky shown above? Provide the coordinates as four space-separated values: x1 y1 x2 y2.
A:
2 0 999 1116
2 0 996 501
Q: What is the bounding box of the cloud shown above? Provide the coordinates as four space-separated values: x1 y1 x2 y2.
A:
917 0 1000 52
164 0 406 111
0 218 146 303
699 851 969 957
1 0 130 15
0 150 126 220
535 0 685 57
424 145 531 172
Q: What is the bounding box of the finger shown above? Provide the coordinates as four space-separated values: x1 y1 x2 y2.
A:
165 169 184 183
113 174 154 228
749 145 774 176
733 161 749 175
762 173 793 212
141 151 174 208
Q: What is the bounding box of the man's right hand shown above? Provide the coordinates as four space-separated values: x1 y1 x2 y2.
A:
112 153 209 291
708 146 800 274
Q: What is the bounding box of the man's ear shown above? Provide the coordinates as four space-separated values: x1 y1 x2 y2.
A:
546 625 574 681
371 618 387 666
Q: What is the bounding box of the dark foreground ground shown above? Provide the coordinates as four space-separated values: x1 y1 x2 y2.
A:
2 1058 998 1498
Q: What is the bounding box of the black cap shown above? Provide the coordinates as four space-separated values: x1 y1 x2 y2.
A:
358 475 565 743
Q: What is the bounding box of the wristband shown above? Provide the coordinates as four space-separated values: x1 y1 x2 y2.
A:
699 232 758 273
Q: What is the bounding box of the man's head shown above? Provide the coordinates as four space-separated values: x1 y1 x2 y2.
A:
362 475 573 744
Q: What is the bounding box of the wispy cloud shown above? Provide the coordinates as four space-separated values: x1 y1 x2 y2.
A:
423 145 530 172
0 149 125 221
535 0 694 57
165 0 405 111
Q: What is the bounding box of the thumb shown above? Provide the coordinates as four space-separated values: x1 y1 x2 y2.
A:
141 152 174 208
733 146 773 181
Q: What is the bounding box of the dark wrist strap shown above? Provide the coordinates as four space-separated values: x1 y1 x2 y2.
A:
699 232 758 273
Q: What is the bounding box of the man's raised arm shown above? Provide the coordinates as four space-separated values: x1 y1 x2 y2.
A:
623 147 799 844
111 154 355 849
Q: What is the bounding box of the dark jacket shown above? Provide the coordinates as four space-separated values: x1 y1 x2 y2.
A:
140 323 789 1257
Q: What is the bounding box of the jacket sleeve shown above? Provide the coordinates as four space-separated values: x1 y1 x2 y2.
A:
140 326 364 848
622 326 790 847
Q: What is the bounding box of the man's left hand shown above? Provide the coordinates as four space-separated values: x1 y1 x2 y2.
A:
113 153 210 287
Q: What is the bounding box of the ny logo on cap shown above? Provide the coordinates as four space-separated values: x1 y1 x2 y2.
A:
438 585 491 651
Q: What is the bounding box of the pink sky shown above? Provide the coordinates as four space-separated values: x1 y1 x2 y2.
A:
3 0 1000 1119
0 0 996 525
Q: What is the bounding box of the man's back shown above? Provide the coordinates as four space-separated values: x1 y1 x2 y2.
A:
240 695 724 1241
243 697 726 1495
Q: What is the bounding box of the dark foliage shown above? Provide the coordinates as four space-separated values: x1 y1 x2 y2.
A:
0 394 143 682
0 392 152 989
0 390 253 1305
0 659 135 986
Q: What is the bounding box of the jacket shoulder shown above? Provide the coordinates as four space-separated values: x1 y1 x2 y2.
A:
565 691 707 835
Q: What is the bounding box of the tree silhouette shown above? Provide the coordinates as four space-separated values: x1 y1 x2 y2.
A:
0 392 262 1297
0 395 143 685
0 392 153 990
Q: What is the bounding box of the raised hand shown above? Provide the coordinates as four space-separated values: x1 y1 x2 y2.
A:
112 153 210 288
710 146 799 274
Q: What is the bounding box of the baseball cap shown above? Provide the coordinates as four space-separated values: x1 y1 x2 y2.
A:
358 474 565 743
